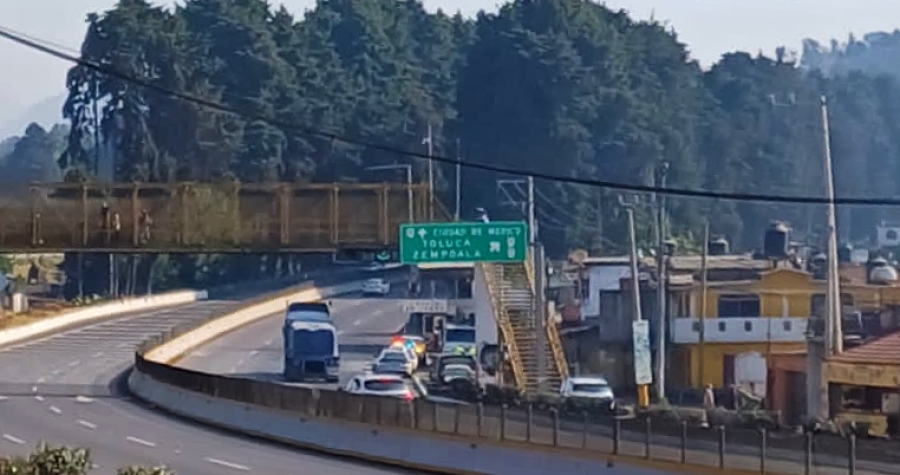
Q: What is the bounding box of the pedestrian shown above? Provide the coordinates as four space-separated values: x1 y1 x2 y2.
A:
702 383 716 428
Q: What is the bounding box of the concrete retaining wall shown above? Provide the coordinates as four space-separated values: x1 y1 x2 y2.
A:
129 370 671 475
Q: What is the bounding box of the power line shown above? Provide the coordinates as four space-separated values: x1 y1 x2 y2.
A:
1 24 896 207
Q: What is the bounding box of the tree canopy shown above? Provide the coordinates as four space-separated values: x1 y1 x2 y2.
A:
49 0 900 255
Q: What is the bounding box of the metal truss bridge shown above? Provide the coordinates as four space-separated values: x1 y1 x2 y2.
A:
0 182 444 253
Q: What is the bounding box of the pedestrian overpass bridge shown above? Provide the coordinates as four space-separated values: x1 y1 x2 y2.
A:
0 181 442 253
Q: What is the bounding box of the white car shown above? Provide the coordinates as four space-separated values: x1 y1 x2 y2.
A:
559 376 617 411
373 348 417 375
362 278 391 296
344 373 417 401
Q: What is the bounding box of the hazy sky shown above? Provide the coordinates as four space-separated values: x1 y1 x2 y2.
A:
2 0 900 124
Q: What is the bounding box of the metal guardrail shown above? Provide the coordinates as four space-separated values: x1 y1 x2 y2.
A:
133 268 879 475
479 262 526 394
134 347 873 475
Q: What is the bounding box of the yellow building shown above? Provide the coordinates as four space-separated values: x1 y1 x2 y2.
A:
668 255 900 393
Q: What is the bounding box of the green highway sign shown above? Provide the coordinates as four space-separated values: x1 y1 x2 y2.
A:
399 221 528 264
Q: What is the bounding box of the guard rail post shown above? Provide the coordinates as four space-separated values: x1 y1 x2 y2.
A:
453 404 460 434
552 408 560 446
412 399 420 429
432 401 439 432
717 425 726 469
613 417 621 455
759 427 768 473
526 403 533 442
680 420 687 464
581 411 588 449
804 431 813 475
848 433 856 475
644 416 651 459
476 402 484 437
500 404 507 440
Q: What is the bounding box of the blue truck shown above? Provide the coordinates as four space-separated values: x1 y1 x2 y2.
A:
282 302 340 383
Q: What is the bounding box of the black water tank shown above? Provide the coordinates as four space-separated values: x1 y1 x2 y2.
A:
708 237 729 256
764 222 790 259
838 244 853 263
809 253 827 280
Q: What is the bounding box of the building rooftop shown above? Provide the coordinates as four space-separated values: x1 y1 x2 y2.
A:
665 254 774 272
830 330 900 365
580 256 631 266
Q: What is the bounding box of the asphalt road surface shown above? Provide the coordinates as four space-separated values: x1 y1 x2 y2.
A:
178 294 411 388
0 298 426 475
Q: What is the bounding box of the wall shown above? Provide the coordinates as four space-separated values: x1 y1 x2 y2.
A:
690 269 813 320
582 264 629 317
472 265 497 346
681 342 806 389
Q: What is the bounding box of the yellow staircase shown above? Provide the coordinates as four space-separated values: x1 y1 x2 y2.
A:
479 257 568 395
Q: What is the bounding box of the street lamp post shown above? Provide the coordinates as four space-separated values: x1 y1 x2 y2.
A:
365 164 414 222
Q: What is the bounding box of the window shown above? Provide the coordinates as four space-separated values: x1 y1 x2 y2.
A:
364 379 407 391
718 321 726 332
744 321 753 332
783 321 792 331
446 328 476 343
692 321 701 332
717 294 760 318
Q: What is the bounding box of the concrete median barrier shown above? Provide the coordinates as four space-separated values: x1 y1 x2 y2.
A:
0 289 208 349
143 282 362 364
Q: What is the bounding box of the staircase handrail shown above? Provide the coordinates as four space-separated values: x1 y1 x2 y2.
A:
478 262 527 394
545 305 569 380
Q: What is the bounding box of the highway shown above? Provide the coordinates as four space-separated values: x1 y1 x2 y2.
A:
177 294 411 387
0 297 425 475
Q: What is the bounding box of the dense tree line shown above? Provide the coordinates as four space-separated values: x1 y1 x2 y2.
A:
44 0 900 258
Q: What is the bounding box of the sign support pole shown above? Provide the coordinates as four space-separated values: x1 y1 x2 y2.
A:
627 206 650 408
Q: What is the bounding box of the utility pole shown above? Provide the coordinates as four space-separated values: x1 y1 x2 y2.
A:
821 96 842 355
528 176 548 394
455 139 462 221
626 204 649 407
698 221 709 388
424 123 435 221
654 162 669 400
806 95 840 423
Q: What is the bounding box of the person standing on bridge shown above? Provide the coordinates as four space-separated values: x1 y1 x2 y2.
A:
139 209 153 245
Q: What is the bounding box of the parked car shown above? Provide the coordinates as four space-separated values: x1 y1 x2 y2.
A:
362 278 391 296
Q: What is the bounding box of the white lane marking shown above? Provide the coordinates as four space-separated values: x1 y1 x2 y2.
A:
264 339 273 346
249 350 259 356
93 351 104 357
2 434 25 444
204 457 250 471
68 360 81 367
353 319 362 326
51 369 62 376
75 396 94 403
77 420 97 430
34 396 45 402
0 396 7 401
116 342 130 348
48 406 62 415
236 358 246 367
31 386 38 393
36 377 46 383
125 436 156 448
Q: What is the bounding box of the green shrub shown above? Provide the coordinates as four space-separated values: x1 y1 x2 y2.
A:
0 446 177 475
116 467 176 475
